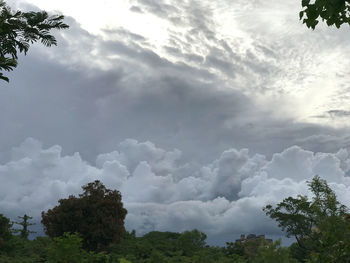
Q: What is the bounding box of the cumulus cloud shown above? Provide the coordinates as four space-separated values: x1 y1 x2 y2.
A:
1 138 350 244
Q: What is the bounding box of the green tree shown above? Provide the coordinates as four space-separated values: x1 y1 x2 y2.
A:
177 229 207 256
42 180 128 251
47 232 84 263
264 176 350 262
0 0 68 82
0 213 12 250
299 0 350 29
12 214 35 240
251 239 298 263
46 232 110 263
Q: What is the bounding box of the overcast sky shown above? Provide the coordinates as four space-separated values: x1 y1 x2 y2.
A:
2 0 350 245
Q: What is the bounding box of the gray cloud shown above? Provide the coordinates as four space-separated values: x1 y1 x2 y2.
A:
1 138 350 245
2 0 350 244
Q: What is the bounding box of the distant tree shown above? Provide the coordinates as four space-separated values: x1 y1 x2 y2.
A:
299 0 350 29
46 232 84 263
227 237 270 260
46 232 109 263
177 229 207 256
226 240 245 257
0 0 69 82
12 214 35 240
142 231 181 255
251 239 298 263
0 213 12 250
41 180 128 251
264 176 350 262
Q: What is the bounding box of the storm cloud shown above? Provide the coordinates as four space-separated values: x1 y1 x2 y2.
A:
1 138 350 244
1 0 350 244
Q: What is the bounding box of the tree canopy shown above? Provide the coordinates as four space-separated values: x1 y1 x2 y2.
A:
0 0 68 82
264 176 350 262
300 0 350 29
0 213 12 250
41 180 128 251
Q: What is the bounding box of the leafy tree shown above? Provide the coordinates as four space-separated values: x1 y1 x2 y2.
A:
142 231 181 256
177 229 207 256
12 214 35 240
299 0 350 29
46 232 84 263
47 232 110 263
264 176 350 262
0 0 68 82
226 240 245 257
251 239 298 263
42 180 128 251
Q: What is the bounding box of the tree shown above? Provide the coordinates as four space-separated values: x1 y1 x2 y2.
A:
46 233 84 263
12 214 35 240
41 180 128 251
46 232 109 263
0 0 68 82
0 213 12 250
251 239 298 263
177 229 207 256
300 0 350 29
264 176 350 262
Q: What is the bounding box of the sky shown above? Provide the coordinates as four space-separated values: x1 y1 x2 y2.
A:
2 0 350 245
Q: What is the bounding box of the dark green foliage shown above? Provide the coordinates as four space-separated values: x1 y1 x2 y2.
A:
250 240 298 263
300 0 350 29
46 232 86 263
176 229 207 256
0 235 53 262
0 0 68 82
226 240 245 257
0 225 305 263
42 180 128 252
46 232 111 263
0 213 12 250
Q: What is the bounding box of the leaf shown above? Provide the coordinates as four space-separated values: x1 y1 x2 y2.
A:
0 73 9 82
0 1 69 82
302 0 311 7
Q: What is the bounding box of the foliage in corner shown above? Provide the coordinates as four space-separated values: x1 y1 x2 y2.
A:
300 0 350 29
264 176 350 262
0 0 68 82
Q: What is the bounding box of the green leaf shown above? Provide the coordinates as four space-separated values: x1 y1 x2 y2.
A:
302 0 311 7
0 73 9 82
0 1 69 82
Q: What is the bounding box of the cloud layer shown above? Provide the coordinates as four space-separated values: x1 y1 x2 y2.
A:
2 138 350 244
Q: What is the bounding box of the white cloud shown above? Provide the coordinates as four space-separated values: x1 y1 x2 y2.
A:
1 138 350 243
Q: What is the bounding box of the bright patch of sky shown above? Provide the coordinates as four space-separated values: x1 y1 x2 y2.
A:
14 0 350 126
20 0 170 49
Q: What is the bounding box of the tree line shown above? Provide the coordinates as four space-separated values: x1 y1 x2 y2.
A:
1 176 350 262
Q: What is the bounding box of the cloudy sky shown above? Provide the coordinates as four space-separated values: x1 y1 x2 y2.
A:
2 0 350 244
